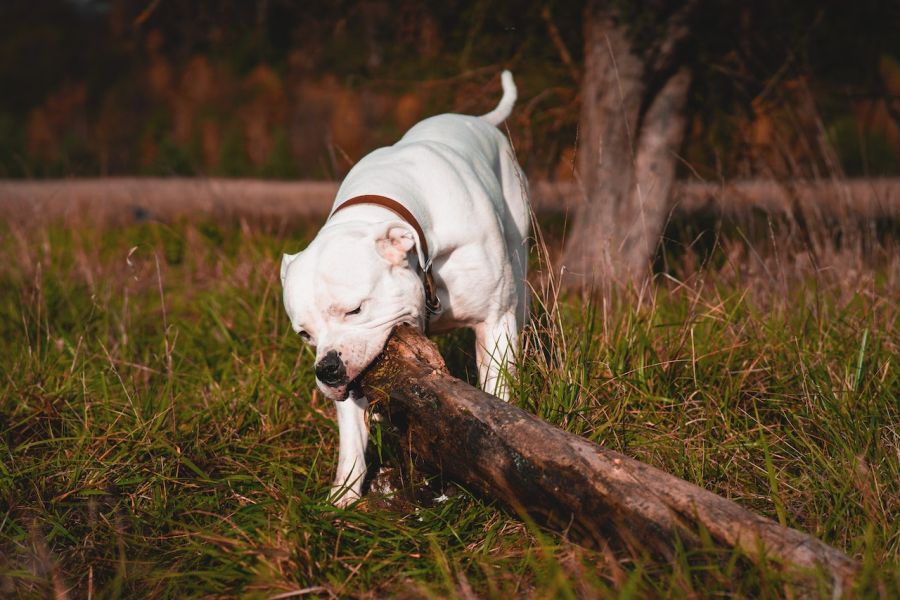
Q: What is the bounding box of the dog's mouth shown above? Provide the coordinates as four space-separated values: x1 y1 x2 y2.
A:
346 376 363 399
334 322 415 401
340 352 385 401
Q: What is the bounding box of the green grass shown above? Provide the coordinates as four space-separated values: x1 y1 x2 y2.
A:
0 219 897 598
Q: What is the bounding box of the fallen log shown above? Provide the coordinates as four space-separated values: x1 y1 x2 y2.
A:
0 177 339 228
360 325 860 592
2 177 898 228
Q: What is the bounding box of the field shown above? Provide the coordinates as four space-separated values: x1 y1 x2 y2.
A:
0 216 897 598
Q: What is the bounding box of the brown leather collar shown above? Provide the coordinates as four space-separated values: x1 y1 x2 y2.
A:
331 194 441 314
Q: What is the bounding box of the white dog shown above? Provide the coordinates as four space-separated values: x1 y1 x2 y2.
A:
281 71 529 506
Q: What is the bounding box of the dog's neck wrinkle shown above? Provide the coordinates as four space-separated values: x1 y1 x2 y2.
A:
322 204 427 270
326 196 436 273
325 204 405 228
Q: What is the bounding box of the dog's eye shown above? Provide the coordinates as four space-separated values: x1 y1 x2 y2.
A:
346 305 362 316
298 330 311 342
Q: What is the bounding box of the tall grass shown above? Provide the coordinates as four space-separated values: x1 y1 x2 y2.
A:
0 217 897 597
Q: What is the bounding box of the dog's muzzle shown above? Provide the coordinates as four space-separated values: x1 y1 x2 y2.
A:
315 350 347 387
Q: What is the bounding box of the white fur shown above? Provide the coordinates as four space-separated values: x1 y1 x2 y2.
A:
281 71 529 507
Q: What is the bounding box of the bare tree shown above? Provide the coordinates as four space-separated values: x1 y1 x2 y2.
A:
562 1 696 290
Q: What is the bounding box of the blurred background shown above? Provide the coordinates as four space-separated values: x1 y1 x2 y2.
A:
1 0 898 182
1 5 898 596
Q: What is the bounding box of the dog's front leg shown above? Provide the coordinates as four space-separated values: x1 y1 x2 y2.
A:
475 311 520 401
330 390 368 507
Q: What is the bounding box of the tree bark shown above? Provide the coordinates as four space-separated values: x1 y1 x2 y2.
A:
361 325 860 593
561 2 694 290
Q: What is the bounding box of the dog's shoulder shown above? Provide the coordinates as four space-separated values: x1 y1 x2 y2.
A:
400 114 505 147
394 114 508 171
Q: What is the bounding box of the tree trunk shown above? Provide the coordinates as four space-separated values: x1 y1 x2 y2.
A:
361 325 860 593
561 2 694 290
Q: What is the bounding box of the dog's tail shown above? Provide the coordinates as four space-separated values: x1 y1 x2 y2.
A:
480 70 517 126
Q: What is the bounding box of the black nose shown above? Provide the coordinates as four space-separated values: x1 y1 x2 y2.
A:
315 350 346 387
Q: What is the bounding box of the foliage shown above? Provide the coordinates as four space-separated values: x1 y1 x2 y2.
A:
0 217 897 597
0 0 897 179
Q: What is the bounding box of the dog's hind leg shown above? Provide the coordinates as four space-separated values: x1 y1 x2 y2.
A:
330 391 368 507
475 311 519 401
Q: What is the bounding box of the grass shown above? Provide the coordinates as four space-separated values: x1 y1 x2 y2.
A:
0 217 897 598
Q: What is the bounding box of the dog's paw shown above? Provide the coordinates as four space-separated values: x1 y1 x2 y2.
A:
329 485 361 508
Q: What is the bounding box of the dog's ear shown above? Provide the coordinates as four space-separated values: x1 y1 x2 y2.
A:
375 222 416 267
281 251 302 284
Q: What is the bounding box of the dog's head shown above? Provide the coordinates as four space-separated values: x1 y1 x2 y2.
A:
281 220 426 400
